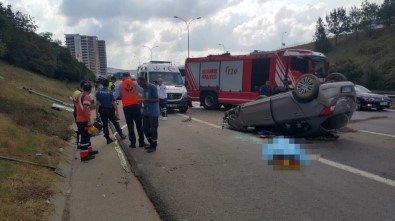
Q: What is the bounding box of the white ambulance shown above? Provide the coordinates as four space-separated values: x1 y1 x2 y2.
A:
137 61 188 113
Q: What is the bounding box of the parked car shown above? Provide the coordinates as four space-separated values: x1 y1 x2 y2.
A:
223 74 357 137
355 85 391 111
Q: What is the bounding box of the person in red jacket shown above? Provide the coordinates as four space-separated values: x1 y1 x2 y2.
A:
75 82 99 161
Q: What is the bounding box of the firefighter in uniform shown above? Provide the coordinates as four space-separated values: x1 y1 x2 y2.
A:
113 73 148 148
71 80 87 147
75 82 99 161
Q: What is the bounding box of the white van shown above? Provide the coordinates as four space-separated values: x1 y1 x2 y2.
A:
137 61 188 113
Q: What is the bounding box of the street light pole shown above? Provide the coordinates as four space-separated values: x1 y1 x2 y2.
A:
218 43 225 53
143 45 158 61
174 16 202 58
281 31 287 49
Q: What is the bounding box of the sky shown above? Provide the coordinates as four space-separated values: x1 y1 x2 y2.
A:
1 0 384 70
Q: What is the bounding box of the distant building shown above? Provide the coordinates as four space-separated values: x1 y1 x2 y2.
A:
65 34 107 76
97 40 107 76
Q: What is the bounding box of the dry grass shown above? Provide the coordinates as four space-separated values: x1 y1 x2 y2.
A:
0 61 78 221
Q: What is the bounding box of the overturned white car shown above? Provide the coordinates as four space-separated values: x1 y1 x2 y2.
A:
223 74 357 137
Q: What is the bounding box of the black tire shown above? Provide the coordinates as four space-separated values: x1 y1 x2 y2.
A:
293 75 320 103
179 106 188 113
202 92 220 110
325 73 347 83
377 108 384 111
356 99 362 110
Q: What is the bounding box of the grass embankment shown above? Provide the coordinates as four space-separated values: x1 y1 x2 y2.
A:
293 28 395 68
293 28 395 90
0 61 76 221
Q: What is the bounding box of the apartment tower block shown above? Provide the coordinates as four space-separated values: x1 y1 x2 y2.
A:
65 34 107 76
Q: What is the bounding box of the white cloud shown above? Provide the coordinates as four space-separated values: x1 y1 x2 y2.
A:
1 0 385 70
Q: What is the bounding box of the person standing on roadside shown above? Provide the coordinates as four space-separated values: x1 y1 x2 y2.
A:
113 73 148 148
137 77 160 153
76 82 99 161
96 79 127 144
72 80 87 147
108 76 117 92
156 78 168 120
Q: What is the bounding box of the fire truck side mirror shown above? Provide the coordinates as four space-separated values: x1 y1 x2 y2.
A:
184 80 189 87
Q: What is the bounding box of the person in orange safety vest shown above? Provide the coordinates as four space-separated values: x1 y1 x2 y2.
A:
75 82 99 161
113 72 148 148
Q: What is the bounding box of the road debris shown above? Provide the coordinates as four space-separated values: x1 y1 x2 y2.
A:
0 155 66 177
182 115 192 122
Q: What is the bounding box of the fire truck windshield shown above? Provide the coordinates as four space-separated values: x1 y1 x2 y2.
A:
148 72 184 86
312 57 328 78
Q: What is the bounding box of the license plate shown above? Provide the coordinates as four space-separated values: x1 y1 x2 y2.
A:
341 86 352 93
167 104 177 108
380 102 388 105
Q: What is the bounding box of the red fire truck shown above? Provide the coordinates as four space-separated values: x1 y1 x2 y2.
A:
185 49 330 110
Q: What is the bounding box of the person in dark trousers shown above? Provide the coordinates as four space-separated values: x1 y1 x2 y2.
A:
96 79 127 144
137 77 160 153
75 82 99 161
71 80 87 148
113 73 148 148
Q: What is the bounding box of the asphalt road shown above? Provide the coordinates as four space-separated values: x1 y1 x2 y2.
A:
117 104 395 221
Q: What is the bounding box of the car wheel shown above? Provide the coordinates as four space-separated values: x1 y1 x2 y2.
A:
202 92 220 110
356 99 362 110
325 73 347 83
293 74 320 103
377 108 384 111
179 106 188 113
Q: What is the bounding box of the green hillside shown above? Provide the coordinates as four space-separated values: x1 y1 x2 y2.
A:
0 61 76 221
293 28 395 90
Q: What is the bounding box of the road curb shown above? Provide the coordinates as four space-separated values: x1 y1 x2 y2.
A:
109 124 175 221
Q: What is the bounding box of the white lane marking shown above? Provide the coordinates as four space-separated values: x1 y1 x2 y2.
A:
114 140 130 173
178 114 395 188
359 130 395 138
177 113 222 129
318 157 395 188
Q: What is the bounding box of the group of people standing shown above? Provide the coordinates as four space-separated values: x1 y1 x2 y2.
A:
72 72 161 162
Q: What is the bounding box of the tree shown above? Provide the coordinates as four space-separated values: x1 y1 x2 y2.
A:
360 0 379 37
378 0 395 27
0 3 94 82
13 11 37 32
0 37 6 57
314 17 332 53
325 7 350 45
349 5 363 39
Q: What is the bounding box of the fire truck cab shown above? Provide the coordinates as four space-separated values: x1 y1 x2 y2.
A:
185 49 329 110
